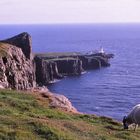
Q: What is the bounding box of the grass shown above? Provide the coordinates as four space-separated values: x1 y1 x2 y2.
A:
45 57 78 62
0 89 140 140
35 52 81 58
0 42 10 57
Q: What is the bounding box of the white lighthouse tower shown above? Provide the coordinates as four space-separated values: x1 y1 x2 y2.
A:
99 47 104 54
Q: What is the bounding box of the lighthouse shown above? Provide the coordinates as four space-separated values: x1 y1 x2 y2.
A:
99 47 104 54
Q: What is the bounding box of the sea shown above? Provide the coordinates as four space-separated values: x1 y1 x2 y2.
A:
1 23 140 121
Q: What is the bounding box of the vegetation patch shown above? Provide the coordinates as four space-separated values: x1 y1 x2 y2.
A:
0 89 140 140
0 42 10 57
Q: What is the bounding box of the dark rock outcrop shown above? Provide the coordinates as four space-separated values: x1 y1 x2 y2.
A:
0 32 114 113
34 56 63 85
35 52 113 85
52 58 83 75
0 32 114 89
1 32 32 60
80 53 112 69
0 33 36 90
34 55 83 85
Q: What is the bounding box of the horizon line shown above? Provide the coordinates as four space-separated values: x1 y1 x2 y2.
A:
1 22 140 25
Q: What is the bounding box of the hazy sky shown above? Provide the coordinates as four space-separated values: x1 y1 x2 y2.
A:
0 0 140 24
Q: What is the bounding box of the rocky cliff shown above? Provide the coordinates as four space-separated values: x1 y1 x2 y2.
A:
35 54 83 85
0 32 113 113
1 32 32 60
0 33 36 90
0 33 78 113
34 56 63 85
35 52 113 85
0 32 113 87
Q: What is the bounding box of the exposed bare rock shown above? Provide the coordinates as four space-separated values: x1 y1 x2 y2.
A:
34 55 83 85
0 42 36 90
49 93 78 113
34 57 63 86
35 52 113 85
1 32 32 60
0 32 113 114
31 86 78 113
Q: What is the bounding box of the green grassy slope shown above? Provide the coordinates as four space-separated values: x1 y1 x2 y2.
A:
0 90 139 140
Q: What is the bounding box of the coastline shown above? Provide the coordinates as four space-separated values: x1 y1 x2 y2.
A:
0 32 114 114
1 32 140 139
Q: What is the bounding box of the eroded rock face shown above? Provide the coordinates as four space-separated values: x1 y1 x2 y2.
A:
0 33 79 113
34 56 63 85
0 40 36 90
34 52 113 85
32 86 78 113
34 56 83 85
54 58 83 75
1 32 32 60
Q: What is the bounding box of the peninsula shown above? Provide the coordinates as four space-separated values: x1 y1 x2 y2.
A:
1 33 138 140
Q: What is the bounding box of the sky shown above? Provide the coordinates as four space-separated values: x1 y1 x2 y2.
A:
0 0 140 24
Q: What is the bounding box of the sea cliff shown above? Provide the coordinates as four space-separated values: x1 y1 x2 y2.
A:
1 33 140 140
35 52 113 85
0 32 113 88
0 32 113 112
0 33 36 90
0 33 79 113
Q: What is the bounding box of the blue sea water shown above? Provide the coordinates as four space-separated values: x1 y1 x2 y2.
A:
1 24 140 120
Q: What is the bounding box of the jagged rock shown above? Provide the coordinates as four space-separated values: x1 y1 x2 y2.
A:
0 41 36 90
29 86 78 113
34 56 63 86
0 32 114 115
79 53 111 69
54 58 83 75
1 32 32 60
34 55 83 85
35 52 113 85
49 93 78 113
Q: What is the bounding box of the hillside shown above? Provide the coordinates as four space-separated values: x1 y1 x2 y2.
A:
0 89 139 140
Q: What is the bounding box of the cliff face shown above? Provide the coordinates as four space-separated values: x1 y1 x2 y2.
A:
0 32 113 90
0 32 114 115
1 32 32 60
79 54 111 69
0 33 36 90
35 52 113 85
34 56 83 85
55 58 83 75
34 57 62 85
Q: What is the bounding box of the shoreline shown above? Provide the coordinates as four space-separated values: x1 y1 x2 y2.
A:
0 32 114 118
